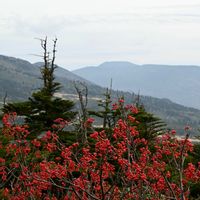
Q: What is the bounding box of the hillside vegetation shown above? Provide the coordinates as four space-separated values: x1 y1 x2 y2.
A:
1 41 200 199
1 55 200 134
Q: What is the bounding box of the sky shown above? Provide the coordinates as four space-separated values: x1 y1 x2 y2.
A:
0 0 200 70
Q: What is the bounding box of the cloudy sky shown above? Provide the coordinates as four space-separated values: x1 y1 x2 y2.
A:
1 0 200 70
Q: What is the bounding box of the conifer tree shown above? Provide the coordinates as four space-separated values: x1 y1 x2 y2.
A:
3 37 76 135
89 88 114 129
90 91 166 141
133 104 166 141
133 94 166 140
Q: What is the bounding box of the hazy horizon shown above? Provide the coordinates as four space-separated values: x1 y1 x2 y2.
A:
1 0 200 70
3 53 200 72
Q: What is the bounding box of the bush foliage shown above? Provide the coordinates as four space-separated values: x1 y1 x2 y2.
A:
0 102 200 200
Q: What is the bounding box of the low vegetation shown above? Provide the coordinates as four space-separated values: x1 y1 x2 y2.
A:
0 38 200 199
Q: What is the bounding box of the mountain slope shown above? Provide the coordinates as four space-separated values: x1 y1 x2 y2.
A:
0 55 104 101
73 61 200 109
0 55 41 101
1 55 200 135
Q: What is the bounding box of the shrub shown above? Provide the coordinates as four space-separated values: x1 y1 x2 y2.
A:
0 102 200 200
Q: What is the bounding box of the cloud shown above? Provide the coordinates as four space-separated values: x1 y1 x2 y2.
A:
0 1 200 69
2 3 200 37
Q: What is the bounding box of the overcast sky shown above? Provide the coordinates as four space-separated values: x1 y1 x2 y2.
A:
1 0 200 70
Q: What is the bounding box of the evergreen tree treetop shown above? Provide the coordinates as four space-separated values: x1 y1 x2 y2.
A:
3 37 76 135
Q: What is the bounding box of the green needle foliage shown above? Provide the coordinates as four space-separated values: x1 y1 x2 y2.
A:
90 89 166 142
2 37 76 135
132 104 166 141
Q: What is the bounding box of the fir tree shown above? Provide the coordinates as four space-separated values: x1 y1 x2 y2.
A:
90 91 166 141
3 37 76 135
133 104 166 141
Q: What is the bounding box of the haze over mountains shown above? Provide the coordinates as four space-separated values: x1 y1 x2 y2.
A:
1 55 200 134
73 61 200 109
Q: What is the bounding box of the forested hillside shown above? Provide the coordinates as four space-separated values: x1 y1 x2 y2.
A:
1 55 200 134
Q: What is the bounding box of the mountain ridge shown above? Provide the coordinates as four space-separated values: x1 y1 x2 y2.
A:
73 61 200 109
1 55 200 134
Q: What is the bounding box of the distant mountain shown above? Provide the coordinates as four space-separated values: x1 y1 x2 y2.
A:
0 55 104 101
73 61 200 109
1 55 200 135
0 55 40 101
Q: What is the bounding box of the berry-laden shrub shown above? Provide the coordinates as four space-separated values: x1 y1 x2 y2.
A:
0 102 200 200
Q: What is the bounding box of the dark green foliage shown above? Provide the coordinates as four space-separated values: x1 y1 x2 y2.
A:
89 88 115 129
26 91 75 133
2 38 76 135
3 101 31 116
190 182 200 199
58 131 78 146
90 90 166 142
98 88 113 128
132 105 166 141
